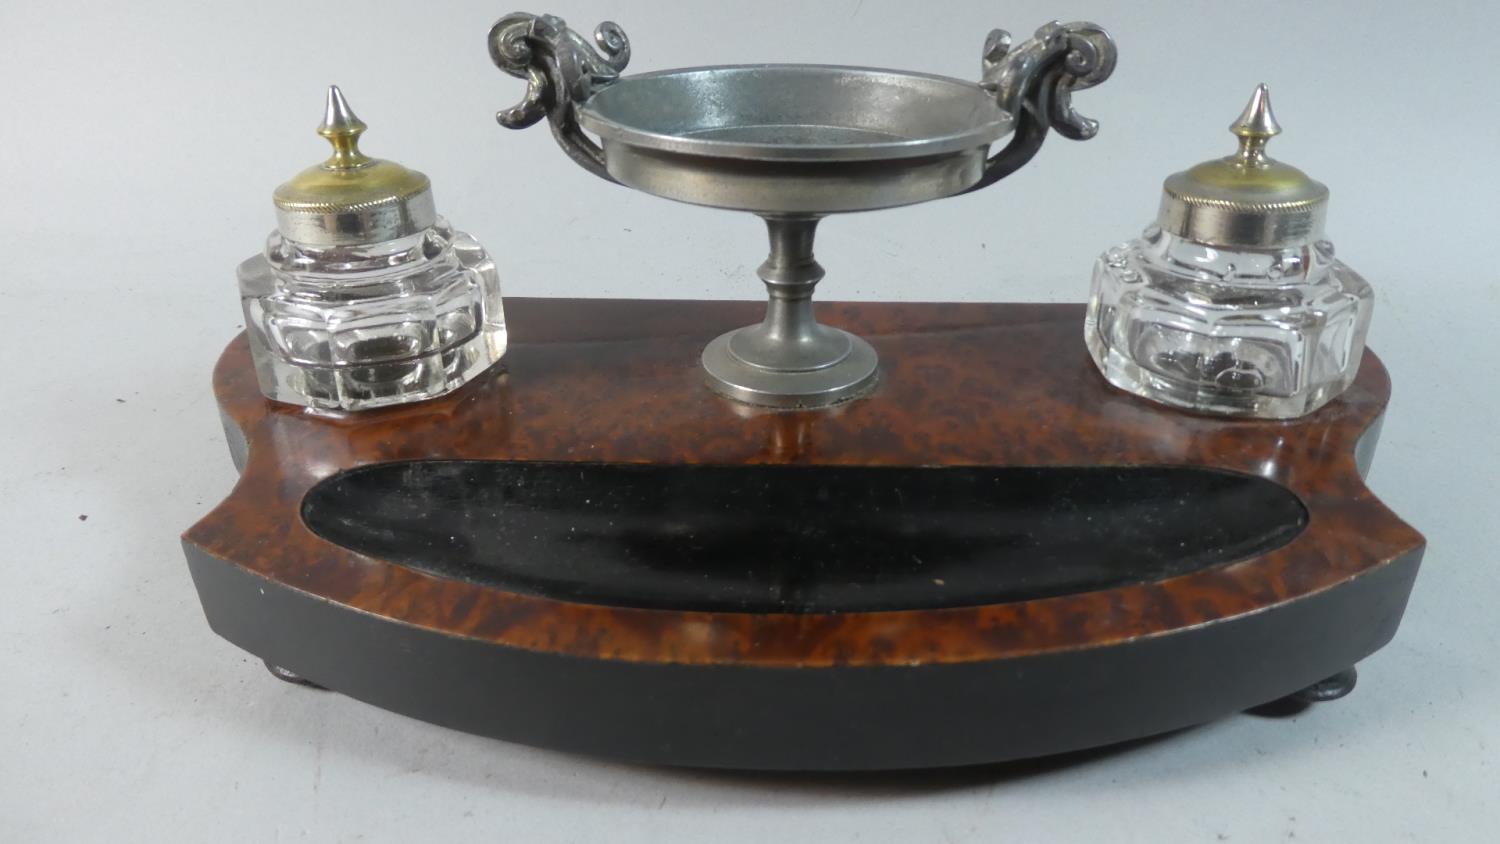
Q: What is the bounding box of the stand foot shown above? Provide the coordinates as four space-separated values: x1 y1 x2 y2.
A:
702 326 878 408
263 660 328 690
1292 666 1358 704
701 215 879 408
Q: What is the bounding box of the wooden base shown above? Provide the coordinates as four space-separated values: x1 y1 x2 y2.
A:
183 299 1424 770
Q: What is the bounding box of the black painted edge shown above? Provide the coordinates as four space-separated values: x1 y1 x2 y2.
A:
219 406 249 474
183 540 1423 771
1354 411 1385 480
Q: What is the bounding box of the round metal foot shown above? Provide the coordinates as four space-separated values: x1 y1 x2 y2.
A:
1292 666 1357 704
263 659 328 690
703 326 878 408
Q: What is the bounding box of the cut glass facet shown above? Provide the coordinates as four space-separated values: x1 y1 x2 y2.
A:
238 218 506 411
1085 226 1371 418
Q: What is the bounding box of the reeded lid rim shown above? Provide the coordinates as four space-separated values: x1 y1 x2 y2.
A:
1157 84 1330 249
273 162 433 214
270 86 437 245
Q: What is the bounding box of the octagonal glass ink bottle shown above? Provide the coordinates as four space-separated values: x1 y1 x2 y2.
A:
1085 85 1372 418
237 87 506 411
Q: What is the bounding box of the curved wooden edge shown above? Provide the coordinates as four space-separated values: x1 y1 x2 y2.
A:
185 537 1423 770
183 299 1426 669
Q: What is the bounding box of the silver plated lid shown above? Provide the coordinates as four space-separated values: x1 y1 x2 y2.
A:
1158 85 1329 249
272 86 436 247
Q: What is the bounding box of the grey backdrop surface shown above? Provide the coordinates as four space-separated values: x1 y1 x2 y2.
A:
1 1 1495 841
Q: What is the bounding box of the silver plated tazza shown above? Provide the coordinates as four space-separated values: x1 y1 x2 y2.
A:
489 12 1117 408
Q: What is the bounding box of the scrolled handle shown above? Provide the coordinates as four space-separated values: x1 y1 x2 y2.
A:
488 12 631 181
965 21 1118 193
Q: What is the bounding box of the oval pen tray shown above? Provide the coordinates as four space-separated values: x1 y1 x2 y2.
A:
304 461 1305 613
183 298 1424 770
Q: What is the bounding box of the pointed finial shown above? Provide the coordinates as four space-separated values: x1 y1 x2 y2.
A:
1229 84 1282 167
317 85 370 170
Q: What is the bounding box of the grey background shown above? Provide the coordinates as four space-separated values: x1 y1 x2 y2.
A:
2 0 1496 840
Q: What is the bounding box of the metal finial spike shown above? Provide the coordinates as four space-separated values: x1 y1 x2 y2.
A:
1231 84 1282 139
320 85 366 135
317 85 370 169
1229 84 1281 166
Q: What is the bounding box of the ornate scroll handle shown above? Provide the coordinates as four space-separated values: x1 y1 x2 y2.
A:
964 21 1117 194
488 12 630 182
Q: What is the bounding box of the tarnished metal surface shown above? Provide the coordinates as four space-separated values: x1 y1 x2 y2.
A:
487 12 1117 406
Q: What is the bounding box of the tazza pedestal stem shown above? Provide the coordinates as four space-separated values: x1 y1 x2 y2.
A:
701 215 879 408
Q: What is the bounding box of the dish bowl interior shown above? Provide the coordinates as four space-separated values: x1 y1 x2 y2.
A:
579 65 1012 162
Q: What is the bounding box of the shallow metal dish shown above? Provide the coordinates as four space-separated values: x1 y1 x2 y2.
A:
574 64 1011 212
489 12 1116 407
580 65 1012 161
